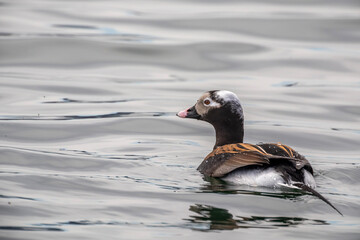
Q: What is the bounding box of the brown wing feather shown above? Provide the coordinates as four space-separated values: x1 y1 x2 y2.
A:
197 143 271 177
211 151 270 177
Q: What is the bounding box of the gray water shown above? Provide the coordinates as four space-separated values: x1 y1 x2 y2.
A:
1 0 360 239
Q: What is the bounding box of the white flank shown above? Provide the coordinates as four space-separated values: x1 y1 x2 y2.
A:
222 168 285 187
222 168 316 189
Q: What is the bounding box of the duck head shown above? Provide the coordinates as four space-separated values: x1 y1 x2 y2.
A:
177 90 244 148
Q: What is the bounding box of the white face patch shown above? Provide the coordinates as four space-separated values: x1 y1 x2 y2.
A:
216 90 240 103
215 90 243 117
203 97 221 108
195 92 221 116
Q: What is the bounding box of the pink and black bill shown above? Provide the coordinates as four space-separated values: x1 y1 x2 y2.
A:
176 105 201 119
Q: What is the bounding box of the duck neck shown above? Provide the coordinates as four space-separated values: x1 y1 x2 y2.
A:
213 118 244 149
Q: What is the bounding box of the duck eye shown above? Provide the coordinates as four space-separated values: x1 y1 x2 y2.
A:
204 99 211 105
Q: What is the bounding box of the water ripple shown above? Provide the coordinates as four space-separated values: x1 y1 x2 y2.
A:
0 112 168 121
0 226 64 232
0 194 37 201
42 97 133 104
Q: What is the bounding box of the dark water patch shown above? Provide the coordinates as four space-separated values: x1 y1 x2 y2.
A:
273 81 298 87
0 112 168 121
0 32 12 36
53 24 97 30
0 226 64 232
43 97 133 104
0 194 37 201
331 127 360 135
279 81 360 88
45 220 119 226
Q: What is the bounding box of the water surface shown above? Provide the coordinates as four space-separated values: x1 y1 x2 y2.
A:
1 0 360 239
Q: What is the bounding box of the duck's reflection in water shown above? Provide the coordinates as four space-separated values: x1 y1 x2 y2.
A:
185 204 328 231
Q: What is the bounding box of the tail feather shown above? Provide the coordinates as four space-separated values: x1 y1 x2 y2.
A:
293 183 343 216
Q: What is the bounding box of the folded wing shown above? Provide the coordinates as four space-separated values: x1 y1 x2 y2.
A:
197 143 312 177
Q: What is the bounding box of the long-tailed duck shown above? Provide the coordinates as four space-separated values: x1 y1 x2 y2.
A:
177 90 342 215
